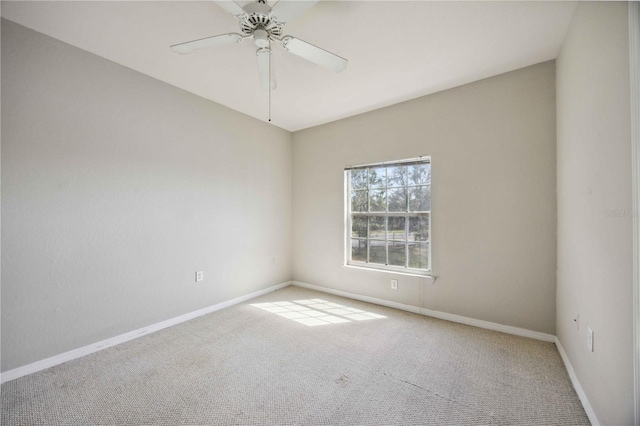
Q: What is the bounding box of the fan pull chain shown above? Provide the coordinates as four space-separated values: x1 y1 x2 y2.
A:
268 44 272 122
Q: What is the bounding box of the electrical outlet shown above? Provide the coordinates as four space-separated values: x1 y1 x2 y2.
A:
196 271 204 282
587 327 594 352
574 314 579 331
391 279 398 290
271 257 276 265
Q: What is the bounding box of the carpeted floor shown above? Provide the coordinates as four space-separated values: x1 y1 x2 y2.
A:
2 285 590 425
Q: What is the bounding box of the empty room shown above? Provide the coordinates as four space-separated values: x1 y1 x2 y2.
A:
1 1 638 425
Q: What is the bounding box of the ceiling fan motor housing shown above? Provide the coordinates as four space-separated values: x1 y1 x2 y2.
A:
240 1 282 39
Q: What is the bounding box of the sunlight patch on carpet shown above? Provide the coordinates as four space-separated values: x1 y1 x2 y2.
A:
251 299 386 326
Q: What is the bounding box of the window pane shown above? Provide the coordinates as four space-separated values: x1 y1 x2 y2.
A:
409 216 429 242
409 186 431 211
369 217 385 240
408 242 429 269
388 187 407 212
388 241 406 267
369 167 386 189
351 169 368 190
387 166 407 187
388 217 406 241
346 159 431 273
351 239 367 262
409 163 431 186
369 189 386 212
351 216 368 238
351 190 368 212
369 240 386 264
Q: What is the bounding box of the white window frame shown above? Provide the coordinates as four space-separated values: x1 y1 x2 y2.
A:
344 157 432 275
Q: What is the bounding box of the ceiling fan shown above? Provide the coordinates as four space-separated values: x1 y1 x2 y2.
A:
170 0 348 91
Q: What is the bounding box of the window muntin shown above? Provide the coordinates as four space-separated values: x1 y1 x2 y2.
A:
346 158 431 274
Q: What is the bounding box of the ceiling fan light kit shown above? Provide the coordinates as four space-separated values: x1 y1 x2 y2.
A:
253 28 270 49
170 0 348 93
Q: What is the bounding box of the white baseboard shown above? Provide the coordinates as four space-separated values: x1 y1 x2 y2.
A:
555 338 599 426
293 280 422 313
0 281 292 384
292 281 555 342
419 306 556 342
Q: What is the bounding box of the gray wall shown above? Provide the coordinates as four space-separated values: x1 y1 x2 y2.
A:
1 20 293 372
556 3 634 425
292 62 557 334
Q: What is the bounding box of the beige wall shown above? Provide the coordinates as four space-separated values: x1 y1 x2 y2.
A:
4 7 635 422
1 20 293 372
293 61 557 334
556 3 634 425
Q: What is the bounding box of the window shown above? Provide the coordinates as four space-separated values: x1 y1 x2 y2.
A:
345 157 431 274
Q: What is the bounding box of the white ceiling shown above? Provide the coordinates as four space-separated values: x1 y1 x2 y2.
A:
1 1 577 131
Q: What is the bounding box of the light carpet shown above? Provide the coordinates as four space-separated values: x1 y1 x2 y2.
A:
2 285 589 425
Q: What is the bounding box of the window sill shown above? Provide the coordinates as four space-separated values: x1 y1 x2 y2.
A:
342 263 434 279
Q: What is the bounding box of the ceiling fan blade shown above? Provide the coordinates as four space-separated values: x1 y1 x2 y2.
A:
256 48 276 90
281 36 347 73
170 33 243 55
212 0 247 19
271 0 319 25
